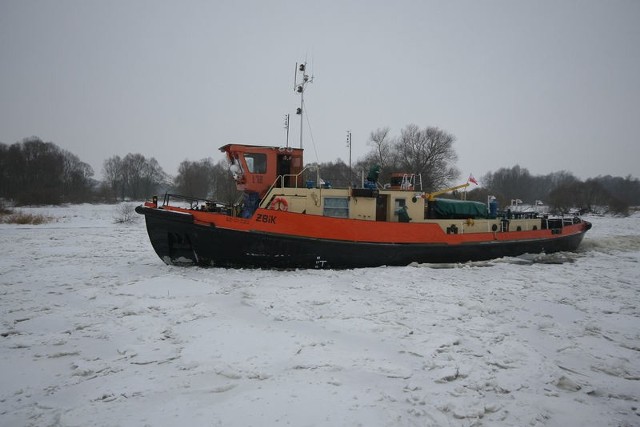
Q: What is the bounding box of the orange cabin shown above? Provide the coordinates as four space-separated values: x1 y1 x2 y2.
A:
220 144 304 197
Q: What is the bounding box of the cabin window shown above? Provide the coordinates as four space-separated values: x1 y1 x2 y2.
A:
323 197 349 218
244 153 267 174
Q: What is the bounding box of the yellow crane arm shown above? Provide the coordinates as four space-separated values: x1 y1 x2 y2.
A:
421 182 471 201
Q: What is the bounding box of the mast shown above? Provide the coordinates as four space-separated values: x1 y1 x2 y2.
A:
346 130 352 185
294 62 313 149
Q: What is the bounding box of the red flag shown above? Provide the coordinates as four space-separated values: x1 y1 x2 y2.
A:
468 174 478 185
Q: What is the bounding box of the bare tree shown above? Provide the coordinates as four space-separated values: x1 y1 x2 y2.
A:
0 137 94 204
355 127 401 185
102 155 123 201
141 157 169 198
394 124 459 191
210 160 241 204
483 165 535 204
594 174 640 206
121 153 147 199
174 158 217 198
549 180 611 213
102 153 168 201
61 150 94 202
368 127 393 169
0 143 8 198
482 167 583 207
304 160 352 188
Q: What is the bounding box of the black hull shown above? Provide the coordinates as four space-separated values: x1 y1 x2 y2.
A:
137 207 590 269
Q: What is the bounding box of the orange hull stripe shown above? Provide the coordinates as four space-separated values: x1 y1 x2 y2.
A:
185 208 586 245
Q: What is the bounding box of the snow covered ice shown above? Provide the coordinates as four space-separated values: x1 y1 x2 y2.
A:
1 204 639 426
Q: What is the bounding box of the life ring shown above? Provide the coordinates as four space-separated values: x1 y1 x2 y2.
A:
466 218 475 226
270 197 288 211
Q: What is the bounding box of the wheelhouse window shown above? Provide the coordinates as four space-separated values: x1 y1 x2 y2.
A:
323 197 349 218
244 153 267 174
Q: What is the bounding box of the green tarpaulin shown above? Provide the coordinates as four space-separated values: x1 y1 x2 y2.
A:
431 198 488 219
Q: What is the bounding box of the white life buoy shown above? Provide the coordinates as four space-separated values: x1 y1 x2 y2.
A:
270 197 288 211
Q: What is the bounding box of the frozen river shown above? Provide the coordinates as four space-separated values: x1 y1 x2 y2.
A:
1 204 639 426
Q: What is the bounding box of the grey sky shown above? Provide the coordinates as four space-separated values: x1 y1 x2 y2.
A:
1 0 639 182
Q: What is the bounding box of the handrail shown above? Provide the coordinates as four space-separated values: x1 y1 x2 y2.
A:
162 193 233 211
259 165 320 209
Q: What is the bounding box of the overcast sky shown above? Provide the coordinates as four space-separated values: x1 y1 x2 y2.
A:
1 0 639 182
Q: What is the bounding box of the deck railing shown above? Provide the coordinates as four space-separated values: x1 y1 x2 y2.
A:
259 165 321 209
162 193 234 213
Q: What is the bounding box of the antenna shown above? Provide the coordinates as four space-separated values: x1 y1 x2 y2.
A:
294 61 313 149
284 114 290 148
346 130 352 185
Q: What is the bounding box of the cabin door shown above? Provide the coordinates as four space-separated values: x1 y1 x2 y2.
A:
376 194 388 221
277 154 292 187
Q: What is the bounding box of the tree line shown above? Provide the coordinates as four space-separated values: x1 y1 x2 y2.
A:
0 137 94 204
468 165 639 215
1 134 638 215
0 137 238 206
102 154 170 201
